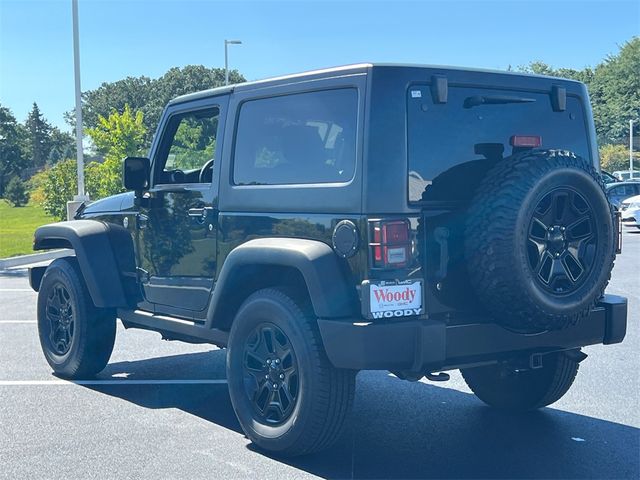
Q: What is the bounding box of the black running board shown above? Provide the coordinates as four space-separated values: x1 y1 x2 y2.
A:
117 308 228 346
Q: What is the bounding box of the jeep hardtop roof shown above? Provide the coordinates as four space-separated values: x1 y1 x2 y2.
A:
169 63 585 106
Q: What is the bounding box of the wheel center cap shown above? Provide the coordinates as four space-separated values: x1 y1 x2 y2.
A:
267 358 282 382
547 226 567 254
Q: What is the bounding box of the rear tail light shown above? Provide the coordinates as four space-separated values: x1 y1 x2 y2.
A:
510 135 542 148
369 219 411 269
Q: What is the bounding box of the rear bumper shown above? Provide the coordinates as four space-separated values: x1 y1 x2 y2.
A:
318 294 627 372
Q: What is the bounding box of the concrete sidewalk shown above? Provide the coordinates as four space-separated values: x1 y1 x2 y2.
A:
0 249 72 270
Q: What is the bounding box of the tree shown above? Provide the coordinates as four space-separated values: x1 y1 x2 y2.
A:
65 75 154 139
520 61 594 84
4 176 29 207
86 104 147 198
24 103 52 169
589 38 640 145
520 37 639 145
0 105 27 196
73 65 245 147
47 127 76 165
87 104 146 160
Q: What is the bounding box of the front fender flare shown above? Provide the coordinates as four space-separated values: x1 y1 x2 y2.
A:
33 220 133 308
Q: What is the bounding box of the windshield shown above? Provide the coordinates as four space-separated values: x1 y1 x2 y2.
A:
407 85 590 203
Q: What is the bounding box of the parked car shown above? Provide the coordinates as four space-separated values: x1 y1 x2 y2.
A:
30 64 627 456
612 169 640 181
620 194 640 229
606 181 640 209
601 170 619 185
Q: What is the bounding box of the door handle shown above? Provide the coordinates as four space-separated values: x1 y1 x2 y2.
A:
187 206 216 223
187 208 206 218
136 213 148 229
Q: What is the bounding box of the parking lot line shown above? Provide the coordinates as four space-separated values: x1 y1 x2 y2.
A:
0 379 228 386
0 320 36 324
0 289 34 292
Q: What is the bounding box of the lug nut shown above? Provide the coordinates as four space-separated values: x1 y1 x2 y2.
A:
273 383 278 389
265 375 269 379
555 253 560 257
279 373 285 380
266 359 271 364
561 226 565 231
549 227 554 232
275 359 280 364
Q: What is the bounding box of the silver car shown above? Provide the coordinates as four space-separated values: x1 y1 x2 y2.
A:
620 194 640 229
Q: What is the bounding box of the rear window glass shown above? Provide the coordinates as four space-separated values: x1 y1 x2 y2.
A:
407 85 590 203
233 89 358 185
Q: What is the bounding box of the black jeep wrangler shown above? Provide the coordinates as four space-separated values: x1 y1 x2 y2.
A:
30 64 627 456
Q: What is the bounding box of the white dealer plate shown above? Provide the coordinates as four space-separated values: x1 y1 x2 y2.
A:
366 280 423 319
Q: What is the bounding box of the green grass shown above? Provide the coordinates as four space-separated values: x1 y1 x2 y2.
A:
0 200 55 258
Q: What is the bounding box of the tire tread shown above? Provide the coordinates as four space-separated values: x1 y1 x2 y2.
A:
464 150 616 331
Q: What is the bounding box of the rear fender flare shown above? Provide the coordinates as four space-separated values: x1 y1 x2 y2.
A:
206 238 358 328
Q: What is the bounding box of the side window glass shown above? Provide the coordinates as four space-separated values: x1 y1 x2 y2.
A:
156 107 219 184
233 89 358 185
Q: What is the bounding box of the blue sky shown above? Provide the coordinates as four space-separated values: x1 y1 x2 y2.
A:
1 0 638 131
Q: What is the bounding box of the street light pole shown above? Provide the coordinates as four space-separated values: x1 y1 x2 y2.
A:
71 0 87 202
224 39 242 85
67 0 88 220
630 119 634 178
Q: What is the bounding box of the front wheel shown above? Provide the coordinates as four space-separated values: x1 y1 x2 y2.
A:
37 257 116 379
461 351 580 411
226 288 355 456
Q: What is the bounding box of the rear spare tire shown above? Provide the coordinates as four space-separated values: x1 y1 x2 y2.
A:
465 150 615 332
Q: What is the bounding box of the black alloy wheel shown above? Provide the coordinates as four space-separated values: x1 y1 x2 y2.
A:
44 282 75 355
226 288 356 456
464 150 616 332
242 323 300 425
37 257 117 378
527 187 597 294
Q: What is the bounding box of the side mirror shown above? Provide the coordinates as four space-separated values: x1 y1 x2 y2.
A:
123 157 150 192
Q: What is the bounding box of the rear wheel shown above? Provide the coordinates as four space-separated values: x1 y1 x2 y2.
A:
226 288 355 456
37 257 116 378
461 351 579 411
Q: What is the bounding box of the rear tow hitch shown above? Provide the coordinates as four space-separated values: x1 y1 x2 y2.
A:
424 372 450 382
514 349 588 372
393 371 451 382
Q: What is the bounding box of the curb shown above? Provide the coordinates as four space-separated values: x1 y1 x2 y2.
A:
0 249 73 270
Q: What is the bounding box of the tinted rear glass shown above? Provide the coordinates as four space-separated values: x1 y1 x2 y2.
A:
407 85 590 203
233 89 358 185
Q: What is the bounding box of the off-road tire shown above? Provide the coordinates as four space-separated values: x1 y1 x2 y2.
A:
37 257 116 378
226 288 356 456
465 150 616 332
461 351 580 411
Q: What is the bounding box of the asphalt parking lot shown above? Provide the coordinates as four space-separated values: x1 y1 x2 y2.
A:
1 230 638 480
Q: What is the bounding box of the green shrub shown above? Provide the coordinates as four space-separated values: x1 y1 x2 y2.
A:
28 169 48 205
600 143 640 172
40 159 77 220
